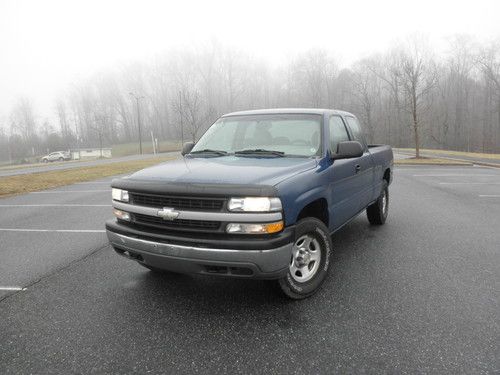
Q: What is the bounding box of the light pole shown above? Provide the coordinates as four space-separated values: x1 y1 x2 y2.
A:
178 90 185 144
129 92 145 155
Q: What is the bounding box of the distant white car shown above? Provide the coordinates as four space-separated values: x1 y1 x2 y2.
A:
41 151 71 163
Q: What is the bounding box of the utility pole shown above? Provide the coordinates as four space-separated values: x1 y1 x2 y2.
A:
129 92 145 155
150 130 156 155
179 90 184 144
7 135 12 164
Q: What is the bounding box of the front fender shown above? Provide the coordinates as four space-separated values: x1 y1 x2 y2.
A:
275 162 329 227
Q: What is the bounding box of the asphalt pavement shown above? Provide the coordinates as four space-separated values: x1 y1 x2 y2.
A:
0 165 499 373
0 152 178 177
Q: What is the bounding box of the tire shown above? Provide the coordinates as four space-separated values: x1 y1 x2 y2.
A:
42 159 48 163
367 180 389 225
278 217 332 299
58 157 64 162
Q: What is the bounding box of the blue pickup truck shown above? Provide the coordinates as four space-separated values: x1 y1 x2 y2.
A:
106 109 393 299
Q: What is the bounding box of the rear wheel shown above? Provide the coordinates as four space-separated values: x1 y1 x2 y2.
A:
367 181 389 225
278 217 332 299
58 157 64 161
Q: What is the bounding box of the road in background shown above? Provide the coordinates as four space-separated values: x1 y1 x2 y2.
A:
0 152 179 177
0 165 499 373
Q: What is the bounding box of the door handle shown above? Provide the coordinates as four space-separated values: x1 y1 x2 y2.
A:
355 164 361 173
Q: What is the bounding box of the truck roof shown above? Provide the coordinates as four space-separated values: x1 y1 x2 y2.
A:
222 108 355 117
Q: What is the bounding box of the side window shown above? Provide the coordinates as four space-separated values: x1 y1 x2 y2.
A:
329 116 350 153
345 116 365 146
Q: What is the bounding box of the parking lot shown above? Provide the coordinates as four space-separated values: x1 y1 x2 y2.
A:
0 165 499 373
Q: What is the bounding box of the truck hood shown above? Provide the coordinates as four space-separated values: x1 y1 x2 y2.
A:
126 156 318 186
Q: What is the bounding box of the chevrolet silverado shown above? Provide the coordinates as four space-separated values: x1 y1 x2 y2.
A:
106 109 393 299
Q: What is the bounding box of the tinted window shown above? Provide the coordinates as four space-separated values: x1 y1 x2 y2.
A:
345 116 365 146
329 116 350 153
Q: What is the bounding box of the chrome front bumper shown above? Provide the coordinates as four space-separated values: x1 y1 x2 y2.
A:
107 230 292 279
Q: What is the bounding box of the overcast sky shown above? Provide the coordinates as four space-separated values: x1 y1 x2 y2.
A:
0 0 499 125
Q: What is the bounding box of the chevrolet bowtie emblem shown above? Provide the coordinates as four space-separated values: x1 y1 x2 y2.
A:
157 207 179 221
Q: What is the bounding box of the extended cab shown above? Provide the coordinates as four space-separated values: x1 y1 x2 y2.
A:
106 109 393 299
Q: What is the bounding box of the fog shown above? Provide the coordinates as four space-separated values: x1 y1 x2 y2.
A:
1 0 500 161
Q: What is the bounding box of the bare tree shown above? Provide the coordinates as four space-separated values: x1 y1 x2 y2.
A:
349 59 381 142
172 89 208 142
397 36 438 157
291 49 332 107
10 97 36 142
5 36 500 164
56 99 71 138
478 39 500 151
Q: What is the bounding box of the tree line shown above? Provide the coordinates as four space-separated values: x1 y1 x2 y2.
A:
1 35 499 162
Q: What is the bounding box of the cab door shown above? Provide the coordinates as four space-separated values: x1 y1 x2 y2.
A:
344 116 375 210
326 115 366 230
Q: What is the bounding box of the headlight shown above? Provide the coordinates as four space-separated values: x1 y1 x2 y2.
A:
226 221 284 234
112 188 129 202
228 197 282 212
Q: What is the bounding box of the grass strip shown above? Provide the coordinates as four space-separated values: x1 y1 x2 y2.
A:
396 148 500 160
0 156 175 198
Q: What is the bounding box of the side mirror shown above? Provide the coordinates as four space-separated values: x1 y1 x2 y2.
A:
181 142 195 156
332 141 364 160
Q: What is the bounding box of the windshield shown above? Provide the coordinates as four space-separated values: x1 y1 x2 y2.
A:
190 114 322 157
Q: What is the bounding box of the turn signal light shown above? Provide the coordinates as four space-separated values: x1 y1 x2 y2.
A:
113 209 130 221
226 220 284 234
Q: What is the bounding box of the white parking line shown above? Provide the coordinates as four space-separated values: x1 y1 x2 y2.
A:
75 182 112 185
397 167 475 170
0 228 106 233
439 182 500 185
30 190 110 193
0 204 110 207
0 286 26 291
413 174 496 177
479 195 500 197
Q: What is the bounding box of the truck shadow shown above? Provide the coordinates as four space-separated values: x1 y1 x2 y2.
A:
107 216 390 343
125 216 374 311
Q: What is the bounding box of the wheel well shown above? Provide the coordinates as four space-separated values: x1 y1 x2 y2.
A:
383 168 391 183
297 198 329 227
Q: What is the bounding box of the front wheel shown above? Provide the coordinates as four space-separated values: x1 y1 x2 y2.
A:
366 181 389 225
278 218 332 299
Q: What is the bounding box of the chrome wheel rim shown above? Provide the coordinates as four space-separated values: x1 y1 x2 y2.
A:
290 234 322 282
381 190 388 216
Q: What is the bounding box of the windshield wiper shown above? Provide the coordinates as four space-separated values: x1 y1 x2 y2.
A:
189 149 228 156
235 149 285 157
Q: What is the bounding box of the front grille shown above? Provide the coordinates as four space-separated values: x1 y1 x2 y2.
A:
132 212 221 232
129 192 224 211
